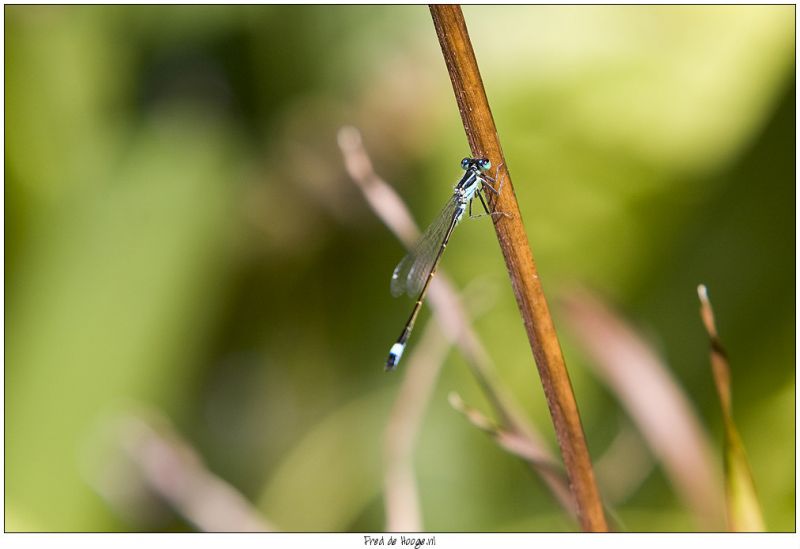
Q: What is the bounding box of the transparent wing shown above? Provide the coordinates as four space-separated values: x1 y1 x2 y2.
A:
390 196 460 298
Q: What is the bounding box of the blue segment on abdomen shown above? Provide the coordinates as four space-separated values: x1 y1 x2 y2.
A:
386 342 405 370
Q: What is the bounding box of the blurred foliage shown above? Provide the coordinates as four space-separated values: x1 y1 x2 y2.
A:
5 5 795 532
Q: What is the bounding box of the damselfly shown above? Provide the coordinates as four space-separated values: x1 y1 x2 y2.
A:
385 157 501 371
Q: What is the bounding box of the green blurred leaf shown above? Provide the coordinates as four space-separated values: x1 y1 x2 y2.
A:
257 389 393 531
6 112 241 530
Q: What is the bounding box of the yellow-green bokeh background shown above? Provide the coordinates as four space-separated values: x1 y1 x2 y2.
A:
5 5 795 532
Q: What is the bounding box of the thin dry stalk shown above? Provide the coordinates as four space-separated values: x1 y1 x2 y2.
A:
384 277 506 530
698 285 732 415
448 392 568 476
697 284 765 532
117 414 272 532
338 126 576 522
447 391 574 515
561 289 723 529
384 316 450 531
429 5 606 531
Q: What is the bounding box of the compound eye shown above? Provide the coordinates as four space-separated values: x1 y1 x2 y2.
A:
461 158 471 170
478 158 492 171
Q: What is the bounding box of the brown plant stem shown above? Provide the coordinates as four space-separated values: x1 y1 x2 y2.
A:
429 4 607 531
